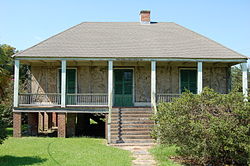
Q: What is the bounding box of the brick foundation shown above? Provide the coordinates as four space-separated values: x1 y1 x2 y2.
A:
67 113 76 137
13 112 22 137
28 113 38 136
105 114 108 139
44 112 49 131
52 112 57 127
58 113 66 137
38 112 44 132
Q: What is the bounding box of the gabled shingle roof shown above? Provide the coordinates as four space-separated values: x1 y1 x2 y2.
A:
14 22 247 59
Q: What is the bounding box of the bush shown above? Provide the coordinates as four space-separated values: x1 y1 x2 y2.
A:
153 88 250 165
0 105 7 144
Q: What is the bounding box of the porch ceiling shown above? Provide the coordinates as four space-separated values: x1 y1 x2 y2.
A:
21 60 238 67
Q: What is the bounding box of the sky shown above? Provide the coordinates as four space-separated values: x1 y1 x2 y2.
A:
1 0 250 58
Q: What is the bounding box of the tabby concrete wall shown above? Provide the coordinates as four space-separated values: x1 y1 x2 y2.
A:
156 66 229 95
134 65 151 102
203 66 230 94
77 66 108 93
31 66 58 93
30 64 230 102
30 66 108 93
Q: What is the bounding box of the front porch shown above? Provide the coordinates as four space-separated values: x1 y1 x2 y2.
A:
14 60 195 109
14 60 241 109
12 58 248 143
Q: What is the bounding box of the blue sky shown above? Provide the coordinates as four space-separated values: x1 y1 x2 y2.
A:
1 0 250 58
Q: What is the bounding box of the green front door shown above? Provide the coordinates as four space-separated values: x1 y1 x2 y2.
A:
180 70 197 94
114 69 133 107
59 69 76 104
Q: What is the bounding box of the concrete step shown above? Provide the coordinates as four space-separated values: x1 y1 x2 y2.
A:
111 135 152 139
111 128 152 132
111 124 154 128
109 143 156 146
112 114 153 118
111 121 154 125
111 139 155 144
112 111 153 116
110 108 154 144
112 117 153 121
111 131 151 136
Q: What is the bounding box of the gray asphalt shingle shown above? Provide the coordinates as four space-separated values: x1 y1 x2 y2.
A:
14 22 247 59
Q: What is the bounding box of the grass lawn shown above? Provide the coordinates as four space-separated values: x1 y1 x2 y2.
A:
150 145 182 166
0 129 132 166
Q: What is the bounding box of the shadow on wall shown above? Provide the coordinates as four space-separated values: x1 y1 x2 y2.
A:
0 155 46 166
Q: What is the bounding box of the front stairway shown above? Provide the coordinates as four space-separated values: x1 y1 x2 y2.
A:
111 107 155 144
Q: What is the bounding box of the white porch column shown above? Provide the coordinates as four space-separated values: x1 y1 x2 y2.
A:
13 60 20 107
61 60 67 107
242 62 248 98
107 60 113 144
197 62 203 94
151 61 157 113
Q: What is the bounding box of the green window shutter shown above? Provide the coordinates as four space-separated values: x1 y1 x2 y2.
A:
58 69 76 93
66 69 76 93
181 70 189 93
114 70 123 95
180 70 197 94
189 70 197 94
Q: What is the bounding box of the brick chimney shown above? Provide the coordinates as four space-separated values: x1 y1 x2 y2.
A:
140 10 150 24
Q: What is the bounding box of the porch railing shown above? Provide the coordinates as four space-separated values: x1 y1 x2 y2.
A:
19 93 177 106
66 93 108 106
157 93 181 103
18 93 108 106
19 93 61 106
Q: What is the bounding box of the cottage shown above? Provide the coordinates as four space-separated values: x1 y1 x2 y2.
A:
12 11 248 144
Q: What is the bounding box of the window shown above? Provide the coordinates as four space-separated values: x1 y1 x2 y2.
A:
58 69 77 93
180 69 197 94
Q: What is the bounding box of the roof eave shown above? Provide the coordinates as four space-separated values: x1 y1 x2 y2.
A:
14 56 248 63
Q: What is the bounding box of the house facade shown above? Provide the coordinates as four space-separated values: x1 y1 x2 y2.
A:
12 11 248 144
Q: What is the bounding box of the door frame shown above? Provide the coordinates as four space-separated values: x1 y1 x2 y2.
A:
178 67 197 94
113 67 135 107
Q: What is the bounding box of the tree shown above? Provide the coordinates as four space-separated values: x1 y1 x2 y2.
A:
231 65 242 91
0 105 7 144
0 44 28 144
0 44 18 144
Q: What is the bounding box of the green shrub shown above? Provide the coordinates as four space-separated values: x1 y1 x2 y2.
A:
153 88 250 165
0 105 7 144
